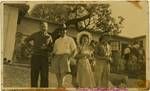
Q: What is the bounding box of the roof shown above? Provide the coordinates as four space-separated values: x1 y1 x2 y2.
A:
23 15 62 26
132 35 146 39
4 3 29 10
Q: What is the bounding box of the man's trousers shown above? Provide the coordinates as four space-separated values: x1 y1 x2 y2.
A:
31 54 49 87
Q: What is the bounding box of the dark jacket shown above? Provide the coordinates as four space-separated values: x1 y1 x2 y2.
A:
25 31 53 57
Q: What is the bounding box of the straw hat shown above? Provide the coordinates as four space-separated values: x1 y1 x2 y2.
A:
77 31 92 46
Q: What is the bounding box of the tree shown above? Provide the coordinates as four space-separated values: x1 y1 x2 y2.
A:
30 4 124 35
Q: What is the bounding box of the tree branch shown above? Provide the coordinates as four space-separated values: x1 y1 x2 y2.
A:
65 13 91 26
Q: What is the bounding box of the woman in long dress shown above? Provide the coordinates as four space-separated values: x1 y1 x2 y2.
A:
76 31 95 88
94 36 110 88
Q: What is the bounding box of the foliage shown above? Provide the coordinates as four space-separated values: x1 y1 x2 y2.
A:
30 4 124 35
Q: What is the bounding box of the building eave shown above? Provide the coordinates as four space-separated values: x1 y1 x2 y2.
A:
23 15 62 26
4 3 29 10
132 35 146 40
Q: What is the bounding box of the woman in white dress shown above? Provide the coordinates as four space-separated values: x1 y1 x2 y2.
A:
76 31 95 88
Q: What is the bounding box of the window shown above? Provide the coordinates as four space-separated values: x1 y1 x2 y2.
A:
111 41 119 51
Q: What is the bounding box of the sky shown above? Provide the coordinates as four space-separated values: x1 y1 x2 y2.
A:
108 1 148 38
27 1 149 38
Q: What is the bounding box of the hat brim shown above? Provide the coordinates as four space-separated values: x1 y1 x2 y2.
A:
77 31 92 46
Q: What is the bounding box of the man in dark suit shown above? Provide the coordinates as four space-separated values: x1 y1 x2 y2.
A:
25 21 52 87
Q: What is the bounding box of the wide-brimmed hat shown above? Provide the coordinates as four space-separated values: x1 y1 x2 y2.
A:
77 31 92 46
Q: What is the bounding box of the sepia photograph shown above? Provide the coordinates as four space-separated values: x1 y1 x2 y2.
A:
1 1 149 90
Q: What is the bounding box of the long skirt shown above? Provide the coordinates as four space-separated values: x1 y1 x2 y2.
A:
77 58 95 88
94 59 109 88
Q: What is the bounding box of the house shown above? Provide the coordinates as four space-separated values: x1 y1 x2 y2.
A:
3 4 29 62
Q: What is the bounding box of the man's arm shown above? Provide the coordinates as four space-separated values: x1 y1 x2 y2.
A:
52 39 57 55
46 35 53 52
45 32 53 45
24 33 35 46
